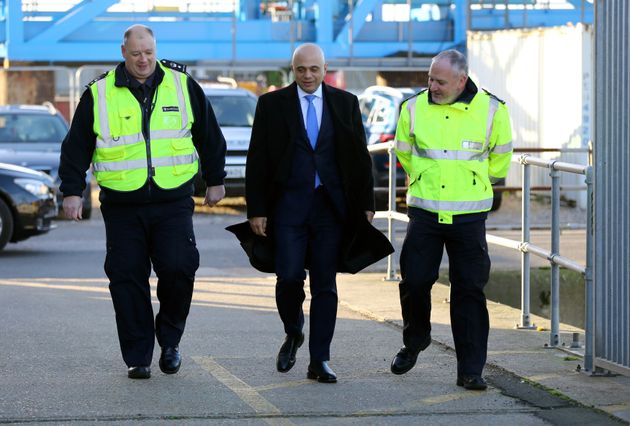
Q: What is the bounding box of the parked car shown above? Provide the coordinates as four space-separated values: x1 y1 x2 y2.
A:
0 162 57 251
0 104 93 218
358 85 504 211
196 84 258 196
358 86 417 208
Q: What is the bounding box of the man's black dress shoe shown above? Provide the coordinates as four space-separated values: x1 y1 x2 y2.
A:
276 333 304 373
307 361 337 383
128 366 151 379
159 346 182 374
390 337 431 375
456 374 487 390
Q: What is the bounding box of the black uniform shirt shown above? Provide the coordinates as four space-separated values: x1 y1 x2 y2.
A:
59 61 226 205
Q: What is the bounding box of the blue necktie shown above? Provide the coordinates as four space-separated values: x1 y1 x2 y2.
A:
305 94 321 188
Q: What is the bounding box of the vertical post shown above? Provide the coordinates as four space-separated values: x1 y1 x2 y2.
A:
549 164 561 347
348 0 354 66
584 166 594 371
231 0 237 66
386 143 398 281
68 69 76 120
289 0 295 54
504 0 509 29
407 0 413 66
518 157 534 328
453 0 467 46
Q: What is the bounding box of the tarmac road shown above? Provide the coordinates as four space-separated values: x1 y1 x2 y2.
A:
0 202 625 425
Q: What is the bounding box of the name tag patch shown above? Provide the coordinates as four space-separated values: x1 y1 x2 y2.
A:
462 140 483 150
162 106 179 112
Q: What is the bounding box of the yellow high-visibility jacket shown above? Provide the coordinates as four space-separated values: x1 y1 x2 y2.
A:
90 62 197 192
395 87 512 224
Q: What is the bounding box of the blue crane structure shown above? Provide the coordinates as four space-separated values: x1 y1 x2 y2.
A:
0 1 592 67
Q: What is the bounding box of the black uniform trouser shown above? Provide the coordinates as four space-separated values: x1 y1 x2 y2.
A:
399 209 490 376
101 197 199 367
274 188 342 362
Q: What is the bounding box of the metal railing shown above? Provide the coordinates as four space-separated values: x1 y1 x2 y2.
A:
369 142 594 372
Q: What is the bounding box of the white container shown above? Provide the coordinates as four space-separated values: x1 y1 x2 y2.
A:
467 24 592 209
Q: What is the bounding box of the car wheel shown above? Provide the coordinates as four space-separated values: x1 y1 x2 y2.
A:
81 181 93 219
0 198 14 251
490 178 506 212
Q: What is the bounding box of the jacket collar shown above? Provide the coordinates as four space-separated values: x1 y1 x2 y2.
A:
428 77 478 105
114 61 164 89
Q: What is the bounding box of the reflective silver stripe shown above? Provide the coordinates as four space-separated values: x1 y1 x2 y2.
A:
491 141 513 154
484 97 499 151
406 195 494 212
93 153 196 173
171 69 188 128
395 139 413 153
151 153 197 167
96 78 111 141
406 96 417 136
96 132 143 148
93 159 146 172
151 128 192 140
96 127 192 148
412 148 488 162
489 176 502 184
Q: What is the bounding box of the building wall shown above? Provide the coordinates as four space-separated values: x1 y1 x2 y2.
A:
467 25 593 207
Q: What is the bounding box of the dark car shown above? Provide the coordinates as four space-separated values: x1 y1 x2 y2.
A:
358 86 504 211
0 104 93 218
358 86 416 208
194 84 258 197
0 162 58 251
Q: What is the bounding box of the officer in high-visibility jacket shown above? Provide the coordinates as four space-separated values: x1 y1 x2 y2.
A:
59 25 226 379
389 49 512 390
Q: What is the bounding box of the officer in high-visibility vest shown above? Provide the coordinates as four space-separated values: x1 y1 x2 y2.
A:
59 25 226 379
390 49 513 390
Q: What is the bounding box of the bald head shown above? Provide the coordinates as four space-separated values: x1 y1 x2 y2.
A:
121 25 157 84
291 43 327 94
123 25 155 46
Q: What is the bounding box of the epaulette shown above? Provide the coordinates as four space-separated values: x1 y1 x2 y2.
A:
399 88 427 113
482 88 506 104
85 71 108 88
160 59 187 74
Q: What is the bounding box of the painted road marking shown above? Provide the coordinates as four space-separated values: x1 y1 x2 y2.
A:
193 356 296 426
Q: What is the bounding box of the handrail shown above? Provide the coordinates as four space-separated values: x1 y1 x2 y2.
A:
370 144 594 371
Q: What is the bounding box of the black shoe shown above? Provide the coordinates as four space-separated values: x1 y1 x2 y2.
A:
390 337 431 375
276 333 304 373
457 374 487 390
307 361 337 383
127 366 151 379
159 346 182 374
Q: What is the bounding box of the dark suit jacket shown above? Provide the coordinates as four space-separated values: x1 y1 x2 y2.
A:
242 82 393 273
246 82 374 219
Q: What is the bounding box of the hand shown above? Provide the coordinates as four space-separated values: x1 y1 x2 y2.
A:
365 210 375 223
63 196 83 221
249 217 267 237
203 185 225 207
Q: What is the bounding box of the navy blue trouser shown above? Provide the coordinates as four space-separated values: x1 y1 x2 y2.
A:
101 197 199 367
274 188 342 362
399 209 490 376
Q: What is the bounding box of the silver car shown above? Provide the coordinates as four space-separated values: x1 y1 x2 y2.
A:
0 104 93 218
201 85 257 196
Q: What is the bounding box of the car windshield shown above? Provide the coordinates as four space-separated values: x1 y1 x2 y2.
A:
207 95 257 127
0 113 67 143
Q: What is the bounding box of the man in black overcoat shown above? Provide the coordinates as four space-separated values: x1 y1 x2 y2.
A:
245 43 376 383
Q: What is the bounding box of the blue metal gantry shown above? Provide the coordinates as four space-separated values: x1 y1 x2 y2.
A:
0 1 592 66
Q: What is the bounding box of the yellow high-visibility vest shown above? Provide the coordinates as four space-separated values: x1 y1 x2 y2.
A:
90 62 197 192
395 89 513 224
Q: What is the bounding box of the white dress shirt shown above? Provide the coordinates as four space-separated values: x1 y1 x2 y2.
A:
297 84 323 131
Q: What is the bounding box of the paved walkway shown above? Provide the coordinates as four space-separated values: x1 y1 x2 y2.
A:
337 273 630 424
